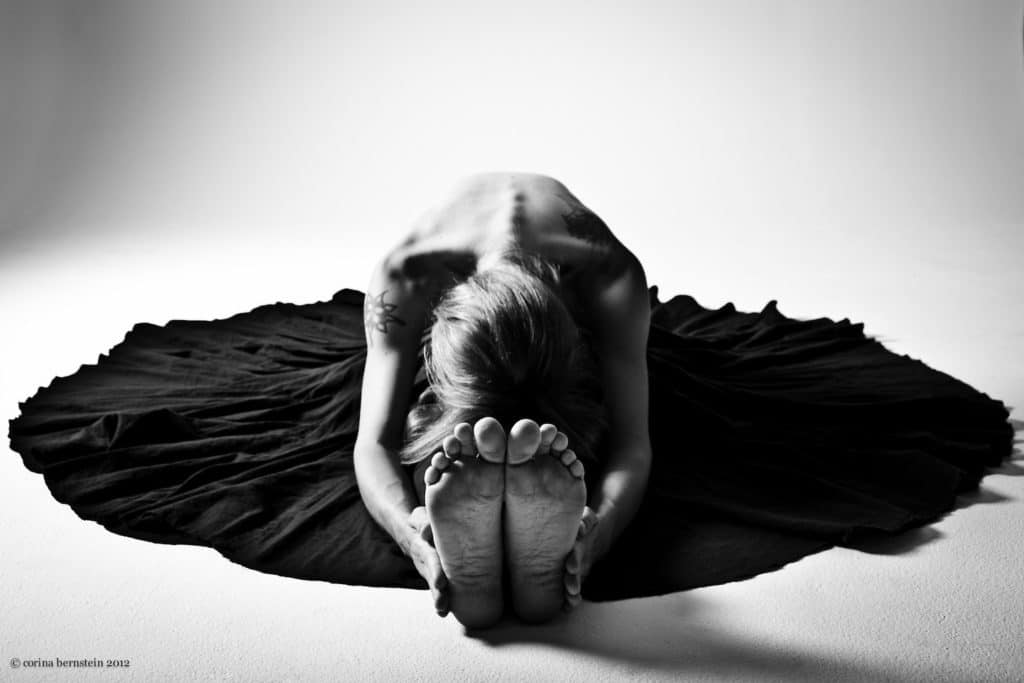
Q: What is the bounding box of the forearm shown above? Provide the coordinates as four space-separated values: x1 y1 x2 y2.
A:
587 441 652 559
353 440 421 555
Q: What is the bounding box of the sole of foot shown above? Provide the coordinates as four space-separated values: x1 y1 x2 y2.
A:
424 417 508 629
503 419 586 623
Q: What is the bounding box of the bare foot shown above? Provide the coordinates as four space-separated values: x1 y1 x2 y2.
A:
424 417 507 629
503 420 586 623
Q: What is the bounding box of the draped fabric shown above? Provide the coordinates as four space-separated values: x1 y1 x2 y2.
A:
8 288 1013 600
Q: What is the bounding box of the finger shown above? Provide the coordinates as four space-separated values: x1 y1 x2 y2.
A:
408 506 428 529
565 544 582 573
430 554 450 616
564 570 581 596
435 591 450 617
424 548 445 583
430 572 449 611
579 507 599 537
563 592 582 612
432 563 447 590
430 584 448 616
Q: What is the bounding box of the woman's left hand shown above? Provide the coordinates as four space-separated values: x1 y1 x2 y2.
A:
563 506 600 611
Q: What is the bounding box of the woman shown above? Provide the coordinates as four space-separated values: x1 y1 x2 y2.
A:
9 172 1013 629
354 172 652 627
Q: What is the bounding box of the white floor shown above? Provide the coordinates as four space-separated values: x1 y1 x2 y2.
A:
1 229 1021 683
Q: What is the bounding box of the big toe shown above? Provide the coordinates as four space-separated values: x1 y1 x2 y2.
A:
507 419 542 465
474 417 507 463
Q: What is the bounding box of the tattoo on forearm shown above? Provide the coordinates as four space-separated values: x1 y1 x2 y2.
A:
364 290 406 345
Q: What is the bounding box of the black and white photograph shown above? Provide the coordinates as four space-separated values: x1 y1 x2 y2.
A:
2 1 1022 681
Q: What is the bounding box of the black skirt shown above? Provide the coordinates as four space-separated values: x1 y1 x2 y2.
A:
8 288 1013 601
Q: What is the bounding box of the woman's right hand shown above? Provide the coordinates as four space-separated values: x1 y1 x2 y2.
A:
406 506 449 617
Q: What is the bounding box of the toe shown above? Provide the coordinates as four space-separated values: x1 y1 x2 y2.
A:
454 422 475 455
537 423 558 455
424 465 441 486
474 417 507 463
508 419 541 465
442 435 462 461
551 431 569 453
430 451 450 471
559 448 585 479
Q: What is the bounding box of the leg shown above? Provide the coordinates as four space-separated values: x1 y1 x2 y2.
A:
423 417 507 629
503 420 586 623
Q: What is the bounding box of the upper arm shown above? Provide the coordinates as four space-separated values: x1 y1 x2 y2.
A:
591 253 652 455
355 260 433 452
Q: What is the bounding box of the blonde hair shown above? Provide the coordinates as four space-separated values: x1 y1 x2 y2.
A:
400 252 606 465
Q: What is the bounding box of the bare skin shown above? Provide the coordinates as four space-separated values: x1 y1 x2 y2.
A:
353 172 652 625
422 418 507 629
504 419 587 622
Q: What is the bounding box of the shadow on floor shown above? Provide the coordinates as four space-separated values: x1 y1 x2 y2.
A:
839 438 1020 557
956 487 1012 506
844 525 944 555
842 480 1013 556
470 591 923 682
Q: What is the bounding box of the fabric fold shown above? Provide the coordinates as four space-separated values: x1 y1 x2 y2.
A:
8 287 1013 600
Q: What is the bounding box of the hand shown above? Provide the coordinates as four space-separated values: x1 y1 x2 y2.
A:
563 506 600 612
406 506 450 617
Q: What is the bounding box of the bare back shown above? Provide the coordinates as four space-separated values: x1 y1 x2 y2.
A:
374 172 637 326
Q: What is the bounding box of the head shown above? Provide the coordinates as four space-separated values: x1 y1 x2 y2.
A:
401 251 606 466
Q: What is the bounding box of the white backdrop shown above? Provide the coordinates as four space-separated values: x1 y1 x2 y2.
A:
3 1 1022 396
